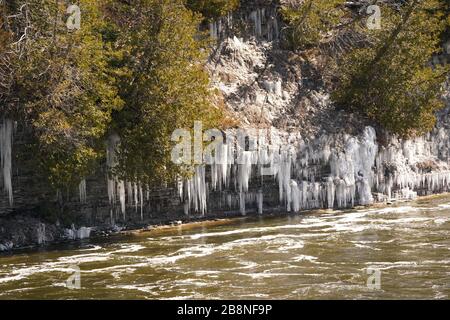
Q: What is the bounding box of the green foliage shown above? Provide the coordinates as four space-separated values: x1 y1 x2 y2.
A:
1 0 225 191
106 0 223 185
0 4 17 103
186 0 239 19
281 0 346 51
442 0 450 40
2 0 447 196
332 0 450 137
10 0 124 188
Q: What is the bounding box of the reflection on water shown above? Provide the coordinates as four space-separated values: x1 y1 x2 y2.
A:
0 195 449 299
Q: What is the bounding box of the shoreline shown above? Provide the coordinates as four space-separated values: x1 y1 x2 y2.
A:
1 192 449 254
120 192 450 235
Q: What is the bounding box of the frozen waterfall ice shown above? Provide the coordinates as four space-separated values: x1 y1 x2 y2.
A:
178 125 450 216
79 179 87 204
107 134 127 220
0 118 13 206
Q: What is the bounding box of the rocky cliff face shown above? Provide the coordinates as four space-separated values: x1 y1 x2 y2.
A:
188 0 450 214
1 0 449 250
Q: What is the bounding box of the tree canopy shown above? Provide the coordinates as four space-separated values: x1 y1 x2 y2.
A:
105 0 223 185
1 0 123 188
281 0 346 51
332 0 450 136
282 0 450 137
186 0 239 20
1 0 449 194
0 0 225 191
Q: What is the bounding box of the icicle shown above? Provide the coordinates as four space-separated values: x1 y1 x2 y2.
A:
290 180 300 212
37 223 46 245
357 178 373 205
178 178 184 200
271 13 279 41
0 118 13 206
127 182 133 205
277 150 292 210
210 21 217 39
256 9 262 37
184 166 207 215
227 12 233 32
106 134 120 204
106 133 127 219
173 123 450 216
79 179 87 204
300 181 308 209
76 227 91 239
238 151 253 193
118 180 126 219
133 182 138 212
65 225 91 240
239 192 246 215
139 183 143 221
257 190 263 214
325 177 335 209
250 9 263 38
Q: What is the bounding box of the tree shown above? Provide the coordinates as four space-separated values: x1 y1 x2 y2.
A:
1 0 226 194
332 0 450 137
441 0 450 42
0 7 11 100
105 0 223 186
186 0 239 20
281 0 346 51
2 0 123 189
0 0 25 106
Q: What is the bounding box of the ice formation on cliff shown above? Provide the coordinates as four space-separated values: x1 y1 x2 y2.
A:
209 7 279 42
107 134 127 220
249 8 279 41
103 6 450 218
0 118 13 206
37 223 46 245
183 166 207 215
64 225 92 240
79 179 87 204
178 125 450 215
106 134 146 221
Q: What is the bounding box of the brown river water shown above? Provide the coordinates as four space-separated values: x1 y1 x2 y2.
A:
0 195 449 299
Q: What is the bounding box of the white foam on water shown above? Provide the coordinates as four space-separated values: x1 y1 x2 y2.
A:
79 245 102 252
433 218 448 225
364 206 419 214
291 255 318 262
57 253 111 264
437 203 450 209
235 271 308 280
352 243 381 251
362 261 420 270
111 244 146 254
0 264 82 284
107 284 160 294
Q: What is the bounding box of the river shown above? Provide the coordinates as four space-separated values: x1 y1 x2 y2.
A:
0 195 449 299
